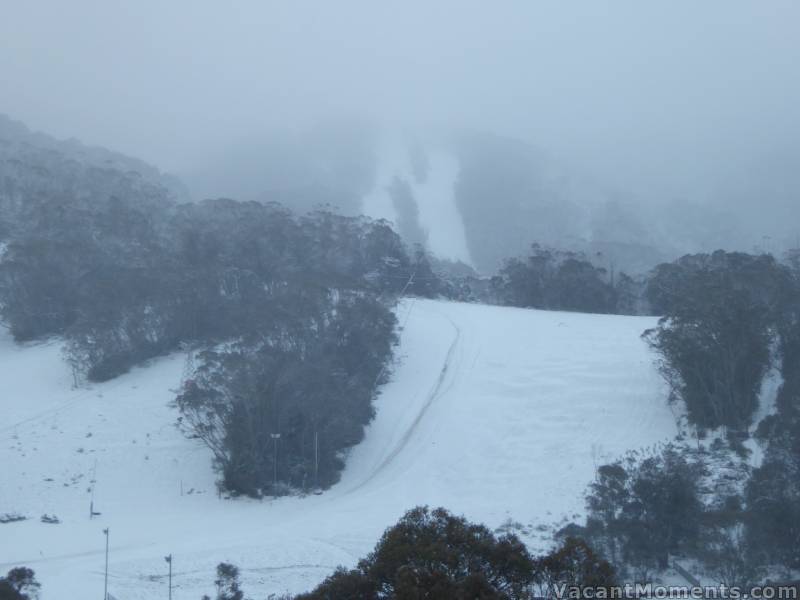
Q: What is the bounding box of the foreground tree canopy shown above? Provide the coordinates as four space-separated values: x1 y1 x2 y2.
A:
296 506 615 600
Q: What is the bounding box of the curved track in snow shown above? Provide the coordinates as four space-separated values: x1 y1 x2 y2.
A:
0 300 677 599
343 315 461 496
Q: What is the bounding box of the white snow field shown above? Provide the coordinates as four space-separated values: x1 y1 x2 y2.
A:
0 299 677 599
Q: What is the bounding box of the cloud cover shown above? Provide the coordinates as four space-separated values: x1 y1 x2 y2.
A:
1 1 799 215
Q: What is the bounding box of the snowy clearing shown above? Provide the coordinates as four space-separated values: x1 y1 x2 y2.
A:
0 299 677 599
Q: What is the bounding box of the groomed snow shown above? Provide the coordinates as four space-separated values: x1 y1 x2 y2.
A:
0 300 677 599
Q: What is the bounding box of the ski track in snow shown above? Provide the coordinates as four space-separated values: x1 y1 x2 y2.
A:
343 315 461 497
0 300 677 599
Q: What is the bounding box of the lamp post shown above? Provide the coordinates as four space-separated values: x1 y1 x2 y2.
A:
314 431 319 490
103 528 109 600
270 433 281 497
164 554 173 600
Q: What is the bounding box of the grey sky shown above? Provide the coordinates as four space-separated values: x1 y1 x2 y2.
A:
1 1 799 204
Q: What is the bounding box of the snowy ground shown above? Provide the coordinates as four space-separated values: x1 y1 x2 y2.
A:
0 300 677 599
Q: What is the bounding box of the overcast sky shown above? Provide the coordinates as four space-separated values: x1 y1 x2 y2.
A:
2 1 799 203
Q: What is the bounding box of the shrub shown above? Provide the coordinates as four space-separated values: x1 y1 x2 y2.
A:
644 251 792 432
580 445 705 578
0 568 40 600
296 507 536 600
495 245 621 314
296 507 617 599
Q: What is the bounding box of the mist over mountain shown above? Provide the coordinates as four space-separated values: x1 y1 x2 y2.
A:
178 121 795 274
0 114 189 204
3 2 798 273
3 108 795 276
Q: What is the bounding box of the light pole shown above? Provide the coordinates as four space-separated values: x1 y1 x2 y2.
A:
270 433 281 497
103 528 109 600
90 459 99 519
314 431 319 491
164 554 172 600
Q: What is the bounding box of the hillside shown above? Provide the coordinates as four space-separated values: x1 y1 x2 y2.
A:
0 299 677 599
0 114 189 205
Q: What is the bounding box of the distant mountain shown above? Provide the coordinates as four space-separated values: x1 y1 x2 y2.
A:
177 118 792 274
363 131 672 274
181 118 376 215
0 114 190 203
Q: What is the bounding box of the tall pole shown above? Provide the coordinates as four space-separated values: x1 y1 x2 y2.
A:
270 433 281 497
90 459 98 519
165 554 172 600
314 431 319 490
103 528 109 600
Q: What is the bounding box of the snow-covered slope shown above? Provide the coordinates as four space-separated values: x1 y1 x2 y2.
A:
362 139 472 265
0 300 676 599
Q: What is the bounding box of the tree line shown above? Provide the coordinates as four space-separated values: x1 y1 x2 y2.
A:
0 144 444 495
450 244 644 314
566 250 800 582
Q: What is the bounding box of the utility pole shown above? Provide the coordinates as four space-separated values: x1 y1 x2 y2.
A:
103 528 109 600
164 554 173 600
270 433 281 497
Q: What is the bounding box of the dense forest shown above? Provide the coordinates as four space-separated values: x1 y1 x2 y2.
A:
488 244 642 314
0 133 445 495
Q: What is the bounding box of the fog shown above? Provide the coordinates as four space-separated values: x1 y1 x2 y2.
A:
2 1 799 261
